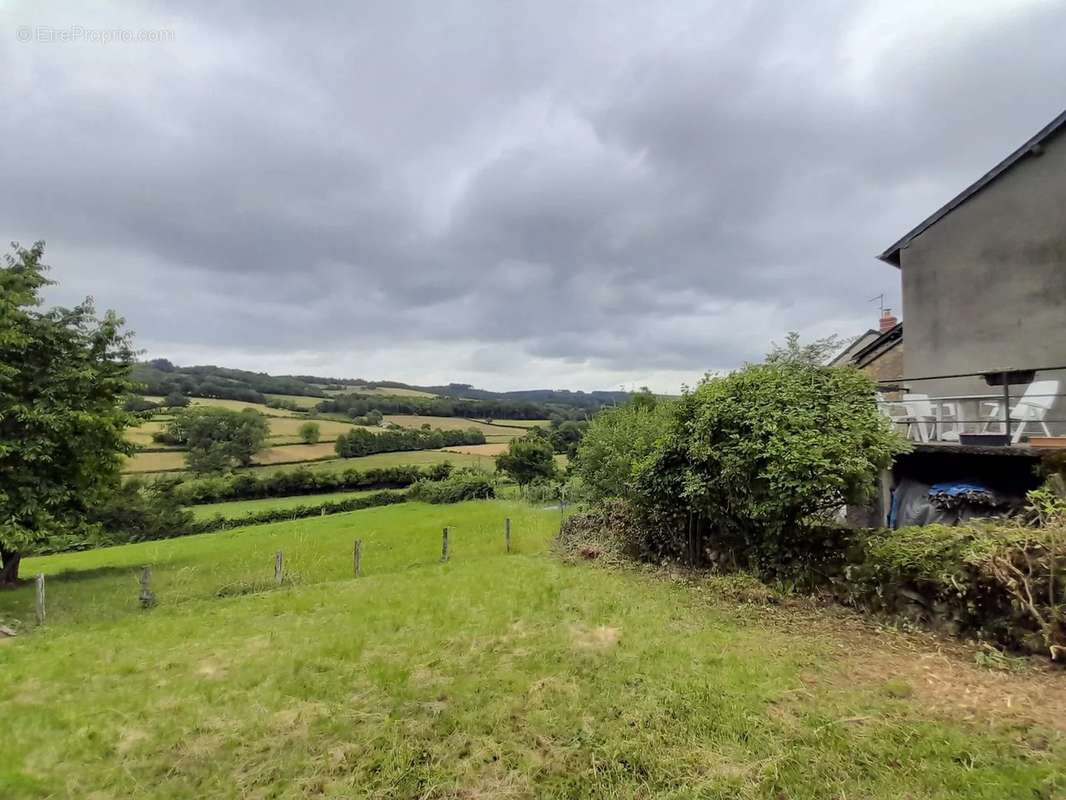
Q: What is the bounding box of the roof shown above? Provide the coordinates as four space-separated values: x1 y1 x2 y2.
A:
829 329 879 366
852 322 902 368
878 108 1066 267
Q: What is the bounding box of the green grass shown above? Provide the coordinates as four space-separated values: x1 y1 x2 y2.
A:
263 393 325 409
190 489 383 520
0 501 1062 798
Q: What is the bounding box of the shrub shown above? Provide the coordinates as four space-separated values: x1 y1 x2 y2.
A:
574 391 672 503
496 432 556 486
298 421 321 444
408 468 495 504
632 360 907 567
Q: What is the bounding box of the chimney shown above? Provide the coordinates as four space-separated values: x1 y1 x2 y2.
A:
879 308 898 333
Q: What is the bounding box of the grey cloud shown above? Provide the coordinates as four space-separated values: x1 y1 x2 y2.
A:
2 0 1064 390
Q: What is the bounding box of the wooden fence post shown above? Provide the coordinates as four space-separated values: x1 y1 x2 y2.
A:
505 517 511 553
353 539 362 578
35 574 45 625
139 566 156 609
274 551 284 585
441 527 449 562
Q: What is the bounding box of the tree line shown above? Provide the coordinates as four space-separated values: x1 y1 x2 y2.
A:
316 393 574 421
334 426 485 458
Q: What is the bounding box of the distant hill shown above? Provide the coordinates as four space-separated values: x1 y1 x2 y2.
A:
131 361 629 418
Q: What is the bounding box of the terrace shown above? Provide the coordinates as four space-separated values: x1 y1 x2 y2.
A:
875 365 1066 451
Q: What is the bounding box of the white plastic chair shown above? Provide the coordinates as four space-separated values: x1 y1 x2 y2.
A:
982 380 1059 443
885 394 957 442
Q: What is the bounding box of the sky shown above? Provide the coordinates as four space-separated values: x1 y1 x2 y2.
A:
2 1 1065 393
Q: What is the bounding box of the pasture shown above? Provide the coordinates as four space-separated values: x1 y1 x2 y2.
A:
1 500 1062 798
171 397 303 417
266 417 355 440
383 415 527 437
190 488 399 520
442 442 510 456
263 393 324 409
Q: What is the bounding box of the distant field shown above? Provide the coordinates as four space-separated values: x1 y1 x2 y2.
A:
126 419 168 446
144 396 302 417
317 385 436 399
383 415 526 437
265 417 354 440
474 418 552 429
189 489 380 520
442 442 509 456
123 450 188 473
262 393 323 409
249 442 338 465
124 446 497 476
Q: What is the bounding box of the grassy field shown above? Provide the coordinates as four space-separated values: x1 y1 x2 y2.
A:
123 450 189 473
383 415 527 437
263 393 324 409
144 398 300 420
1 500 1062 798
190 489 383 520
442 442 510 456
474 418 552 429
266 417 354 440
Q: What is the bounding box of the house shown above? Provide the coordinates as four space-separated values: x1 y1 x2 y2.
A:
856 109 1066 527
878 108 1066 396
832 309 903 386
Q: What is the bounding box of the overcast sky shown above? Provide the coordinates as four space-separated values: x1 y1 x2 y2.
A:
3 1 1064 392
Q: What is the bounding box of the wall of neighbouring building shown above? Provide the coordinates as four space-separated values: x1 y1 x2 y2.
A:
899 129 1066 398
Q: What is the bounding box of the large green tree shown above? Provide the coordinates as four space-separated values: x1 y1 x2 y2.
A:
164 407 269 474
496 430 557 487
0 243 135 583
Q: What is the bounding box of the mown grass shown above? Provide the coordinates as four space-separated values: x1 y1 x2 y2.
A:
189 489 383 520
1 501 1063 798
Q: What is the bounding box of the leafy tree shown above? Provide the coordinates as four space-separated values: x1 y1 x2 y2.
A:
0 243 135 583
366 409 383 426
87 477 194 544
163 391 190 408
299 421 321 444
496 432 557 487
765 331 845 367
549 419 587 457
165 407 269 474
634 358 907 566
574 394 673 503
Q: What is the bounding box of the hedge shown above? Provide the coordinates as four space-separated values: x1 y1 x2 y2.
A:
169 464 451 505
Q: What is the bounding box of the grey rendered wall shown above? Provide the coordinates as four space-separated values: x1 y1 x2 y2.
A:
899 131 1066 409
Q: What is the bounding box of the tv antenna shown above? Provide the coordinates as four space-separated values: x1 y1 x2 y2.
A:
868 293 885 315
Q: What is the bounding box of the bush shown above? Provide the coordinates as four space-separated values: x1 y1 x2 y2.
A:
574 391 672 503
298 421 321 444
632 360 906 567
496 432 556 486
408 469 495 504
